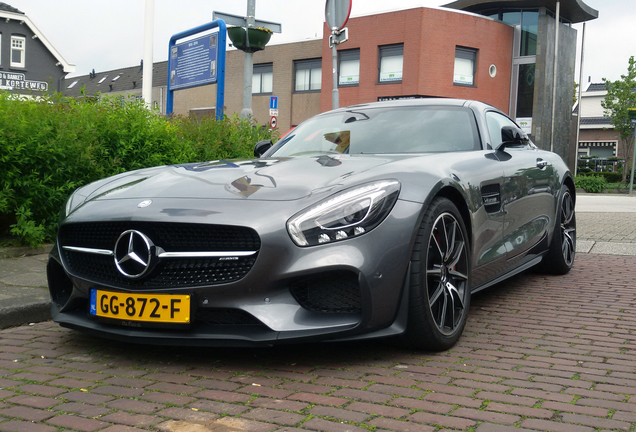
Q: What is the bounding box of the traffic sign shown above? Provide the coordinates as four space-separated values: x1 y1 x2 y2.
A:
270 96 278 110
325 0 352 31
269 109 278 117
270 116 277 128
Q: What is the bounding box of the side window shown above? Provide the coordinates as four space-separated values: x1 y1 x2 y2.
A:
252 63 273 94
11 35 26 68
485 111 518 148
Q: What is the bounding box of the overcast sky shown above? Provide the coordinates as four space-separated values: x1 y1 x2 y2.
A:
10 0 633 86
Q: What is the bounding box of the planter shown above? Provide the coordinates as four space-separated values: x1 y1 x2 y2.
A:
227 27 272 53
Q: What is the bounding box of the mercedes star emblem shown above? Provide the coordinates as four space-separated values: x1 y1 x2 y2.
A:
138 200 152 208
114 230 155 279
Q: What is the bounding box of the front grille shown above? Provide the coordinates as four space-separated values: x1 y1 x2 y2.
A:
290 271 362 313
194 308 265 326
59 222 260 289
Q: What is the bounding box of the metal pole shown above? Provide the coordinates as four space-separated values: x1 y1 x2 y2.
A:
142 0 155 109
332 34 339 110
574 22 586 176
550 1 560 153
240 0 256 119
630 126 636 194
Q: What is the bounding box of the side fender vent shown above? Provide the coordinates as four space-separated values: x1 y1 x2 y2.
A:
481 183 501 213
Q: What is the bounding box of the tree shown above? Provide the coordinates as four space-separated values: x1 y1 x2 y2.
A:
602 56 636 181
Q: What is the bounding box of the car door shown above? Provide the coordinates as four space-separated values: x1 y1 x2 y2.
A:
485 111 555 264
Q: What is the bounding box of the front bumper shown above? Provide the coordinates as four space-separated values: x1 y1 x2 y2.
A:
47 198 423 346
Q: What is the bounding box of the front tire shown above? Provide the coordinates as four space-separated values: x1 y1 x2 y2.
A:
538 185 576 275
403 198 471 351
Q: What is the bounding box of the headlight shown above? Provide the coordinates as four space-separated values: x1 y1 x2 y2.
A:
287 180 400 246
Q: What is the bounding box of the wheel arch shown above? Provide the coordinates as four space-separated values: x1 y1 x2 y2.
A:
434 186 473 250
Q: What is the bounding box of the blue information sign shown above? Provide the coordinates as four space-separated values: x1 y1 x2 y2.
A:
270 96 278 110
169 33 219 91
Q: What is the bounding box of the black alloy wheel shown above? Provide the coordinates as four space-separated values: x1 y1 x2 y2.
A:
403 197 471 351
537 184 576 275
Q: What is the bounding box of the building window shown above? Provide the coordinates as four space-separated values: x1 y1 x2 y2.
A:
378 44 403 83
11 36 26 68
454 47 477 86
0 34 2 66
294 59 321 92
338 49 359 86
253 63 273 94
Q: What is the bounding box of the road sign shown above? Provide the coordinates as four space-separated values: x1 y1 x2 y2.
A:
270 96 278 110
325 0 352 31
269 109 278 117
270 116 277 128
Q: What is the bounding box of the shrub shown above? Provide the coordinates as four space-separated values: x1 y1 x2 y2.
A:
0 92 275 246
575 175 607 193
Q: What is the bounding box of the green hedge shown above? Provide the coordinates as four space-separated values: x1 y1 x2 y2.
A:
578 171 623 183
0 92 274 246
575 175 607 193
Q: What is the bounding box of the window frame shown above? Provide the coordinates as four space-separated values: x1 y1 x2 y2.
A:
10 35 26 68
338 49 360 87
378 44 404 84
252 63 273 95
454 47 478 87
294 58 322 93
0 33 2 66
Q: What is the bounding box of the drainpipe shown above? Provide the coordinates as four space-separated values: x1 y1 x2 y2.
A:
550 1 560 153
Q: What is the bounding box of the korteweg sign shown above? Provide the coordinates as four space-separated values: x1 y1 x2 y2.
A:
0 72 48 92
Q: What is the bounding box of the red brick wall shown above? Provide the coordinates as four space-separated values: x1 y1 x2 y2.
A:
320 7 514 114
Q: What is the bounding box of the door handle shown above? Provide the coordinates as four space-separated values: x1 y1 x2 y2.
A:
536 159 548 169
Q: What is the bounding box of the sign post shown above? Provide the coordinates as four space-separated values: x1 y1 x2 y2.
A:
214 3 282 120
628 108 636 194
166 20 226 121
325 0 352 110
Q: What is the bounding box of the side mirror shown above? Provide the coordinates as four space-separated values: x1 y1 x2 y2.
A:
254 139 273 158
497 126 527 151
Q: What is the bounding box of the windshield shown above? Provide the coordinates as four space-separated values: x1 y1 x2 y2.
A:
270 106 481 157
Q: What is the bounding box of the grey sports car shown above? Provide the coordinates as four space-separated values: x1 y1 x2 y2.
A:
47 99 576 350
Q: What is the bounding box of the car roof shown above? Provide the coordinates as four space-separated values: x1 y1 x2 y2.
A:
321 98 499 116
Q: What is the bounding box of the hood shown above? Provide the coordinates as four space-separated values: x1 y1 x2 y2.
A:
75 155 422 203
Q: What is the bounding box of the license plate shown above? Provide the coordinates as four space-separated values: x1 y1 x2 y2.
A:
90 290 191 324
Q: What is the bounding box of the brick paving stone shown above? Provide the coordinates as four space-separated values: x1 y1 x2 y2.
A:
301 417 368 432
7 373 55 383
415 382 475 396
142 373 193 384
309 405 370 423
0 405 55 422
47 378 95 388
389 397 453 414
366 383 426 398
236 384 295 399
0 390 14 400
46 414 110 431
279 381 333 394
16 384 66 397
187 399 249 415
331 388 393 403
312 376 367 389
367 417 435 432
194 389 252 403
475 424 537 432
485 402 553 419
346 401 409 418
59 390 114 404
155 406 219 423
452 407 520 424
542 400 609 417
53 402 111 417
98 425 148 432
249 397 308 412
510 388 574 403
156 418 274 432
92 385 145 398
407 411 476 429
559 413 631 431
6 394 59 409
139 391 194 406
520 418 595 432
243 407 305 426
424 392 483 408
189 378 241 391
106 398 164 414
144 382 201 394
0 420 58 432
231 375 283 387
103 377 152 388
99 412 161 428
288 392 348 406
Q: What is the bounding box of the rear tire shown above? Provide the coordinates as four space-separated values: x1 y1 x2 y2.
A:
538 185 576 275
402 198 471 351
